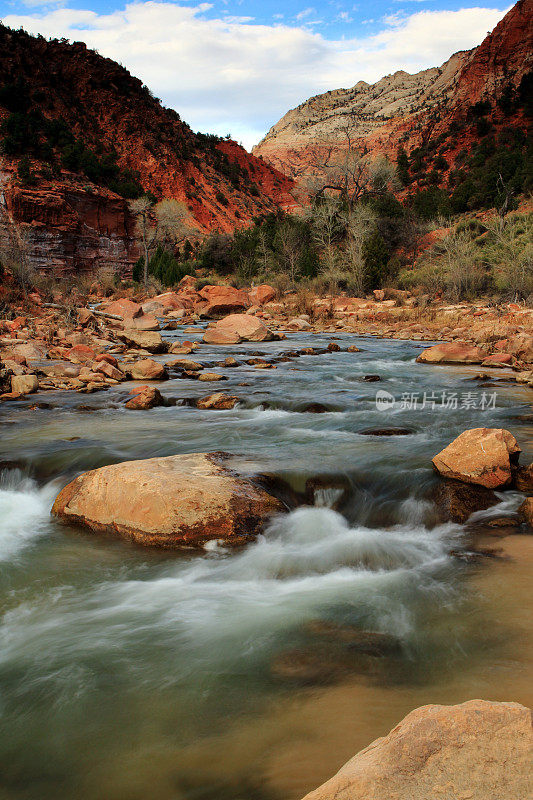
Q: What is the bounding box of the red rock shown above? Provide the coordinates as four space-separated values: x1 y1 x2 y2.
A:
505 334 533 364
124 387 164 409
94 354 118 367
77 308 96 326
178 275 197 289
168 342 193 355
416 341 486 364
11 374 39 395
103 299 143 319
69 344 96 364
198 372 225 381
514 464 533 494
168 358 203 371
117 329 165 353
129 359 167 381
94 361 124 381
432 428 521 488
127 314 160 332
202 328 242 345
152 292 187 311
482 353 513 367
215 314 273 342
198 286 249 318
248 284 276 306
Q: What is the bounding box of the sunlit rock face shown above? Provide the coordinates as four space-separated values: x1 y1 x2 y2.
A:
254 0 533 181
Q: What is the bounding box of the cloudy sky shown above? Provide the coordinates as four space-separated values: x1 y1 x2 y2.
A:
0 0 510 149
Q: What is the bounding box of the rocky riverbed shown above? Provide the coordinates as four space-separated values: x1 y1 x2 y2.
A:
0 282 532 800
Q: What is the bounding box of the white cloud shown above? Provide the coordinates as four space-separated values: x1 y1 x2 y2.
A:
295 7 316 20
3 2 509 150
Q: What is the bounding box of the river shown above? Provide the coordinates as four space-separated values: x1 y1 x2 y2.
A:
0 329 531 800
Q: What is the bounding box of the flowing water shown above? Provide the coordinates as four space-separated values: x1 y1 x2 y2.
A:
0 330 532 800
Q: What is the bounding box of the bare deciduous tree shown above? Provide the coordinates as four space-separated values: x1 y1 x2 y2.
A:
287 121 399 210
129 197 192 285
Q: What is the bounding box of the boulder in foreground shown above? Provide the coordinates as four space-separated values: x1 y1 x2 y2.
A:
301 699 532 800
51 453 284 548
432 428 520 488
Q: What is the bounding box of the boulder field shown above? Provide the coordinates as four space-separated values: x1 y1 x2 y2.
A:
51 453 285 548
300 699 532 800
1 278 532 402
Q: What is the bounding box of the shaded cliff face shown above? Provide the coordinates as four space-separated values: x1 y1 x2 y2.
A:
253 0 532 179
0 25 295 275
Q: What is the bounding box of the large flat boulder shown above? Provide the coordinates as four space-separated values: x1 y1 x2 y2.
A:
117 329 166 353
51 453 284 548
202 328 241 345
301 700 532 800
432 428 521 488
207 313 274 343
416 341 486 364
102 298 142 319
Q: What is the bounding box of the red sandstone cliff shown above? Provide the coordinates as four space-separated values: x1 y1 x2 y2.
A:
0 25 295 275
254 0 532 180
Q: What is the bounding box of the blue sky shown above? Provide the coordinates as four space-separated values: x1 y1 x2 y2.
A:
0 0 510 148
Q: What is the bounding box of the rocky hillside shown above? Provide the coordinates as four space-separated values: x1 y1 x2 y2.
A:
0 25 295 275
254 0 532 183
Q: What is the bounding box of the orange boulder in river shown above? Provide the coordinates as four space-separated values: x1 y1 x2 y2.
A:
211 313 274 342
432 428 521 488
124 386 164 409
129 359 168 381
416 341 486 364
51 453 285 548
202 328 241 345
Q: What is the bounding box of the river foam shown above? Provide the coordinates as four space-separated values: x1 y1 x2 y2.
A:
0 469 57 563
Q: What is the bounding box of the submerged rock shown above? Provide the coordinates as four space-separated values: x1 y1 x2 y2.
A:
196 393 238 410
51 452 285 548
514 463 533 494
432 428 521 488
301 700 532 800
306 621 400 656
518 497 533 527
358 427 413 436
